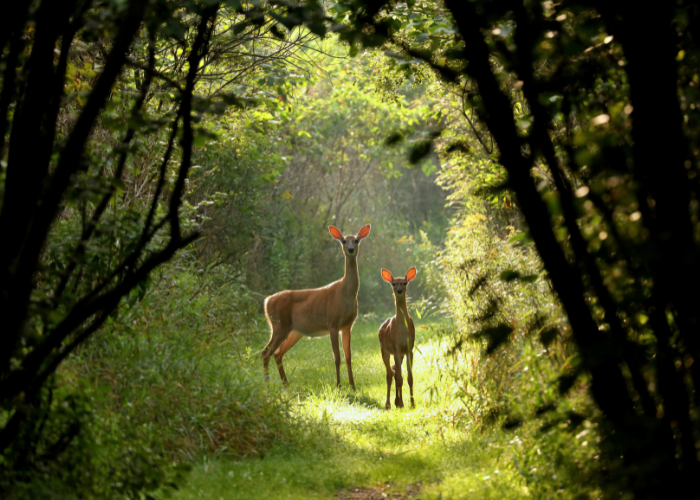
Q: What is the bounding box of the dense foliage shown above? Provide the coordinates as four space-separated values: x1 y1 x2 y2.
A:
3 0 699 498
351 0 700 497
0 0 328 495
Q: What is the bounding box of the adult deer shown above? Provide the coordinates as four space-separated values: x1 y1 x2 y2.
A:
378 267 417 409
262 224 371 390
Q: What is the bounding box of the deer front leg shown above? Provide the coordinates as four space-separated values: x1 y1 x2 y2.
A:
341 326 356 391
394 352 404 408
381 350 393 410
330 328 342 388
407 349 415 408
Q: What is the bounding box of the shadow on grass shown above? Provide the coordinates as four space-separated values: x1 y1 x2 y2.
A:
349 392 383 410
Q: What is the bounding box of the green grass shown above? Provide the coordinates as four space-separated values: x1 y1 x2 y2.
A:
171 317 531 500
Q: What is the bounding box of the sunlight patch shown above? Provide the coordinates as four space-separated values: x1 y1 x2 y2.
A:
292 386 385 425
299 397 382 424
325 403 381 423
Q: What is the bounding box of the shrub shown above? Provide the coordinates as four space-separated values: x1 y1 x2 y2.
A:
1 257 292 497
71 258 290 461
434 213 607 496
0 380 188 500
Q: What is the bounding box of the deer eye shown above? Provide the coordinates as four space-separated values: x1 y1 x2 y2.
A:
342 240 346 244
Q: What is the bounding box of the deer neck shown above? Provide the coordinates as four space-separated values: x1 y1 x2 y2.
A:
342 255 359 296
394 295 409 324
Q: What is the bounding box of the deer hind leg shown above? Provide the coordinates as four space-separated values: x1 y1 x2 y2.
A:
341 326 356 391
274 330 303 385
382 350 393 410
394 353 404 408
330 328 342 388
262 324 290 382
407 349 415 408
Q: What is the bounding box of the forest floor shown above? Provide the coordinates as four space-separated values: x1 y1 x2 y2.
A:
170 318 529 500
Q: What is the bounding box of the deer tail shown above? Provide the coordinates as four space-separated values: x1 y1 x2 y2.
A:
264 296 273 331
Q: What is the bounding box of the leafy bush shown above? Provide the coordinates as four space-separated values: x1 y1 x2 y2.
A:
430 212 609 496
0 380 189 500
70 257 290 462
1 256 292 498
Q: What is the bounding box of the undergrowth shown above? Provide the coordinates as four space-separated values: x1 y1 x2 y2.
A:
69 259 290 462
0 260 295 498
11 250 605 499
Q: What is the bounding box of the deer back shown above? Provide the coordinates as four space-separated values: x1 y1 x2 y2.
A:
265 279 357 336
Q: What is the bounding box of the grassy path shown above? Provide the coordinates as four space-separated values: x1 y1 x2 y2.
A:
171 318 528 500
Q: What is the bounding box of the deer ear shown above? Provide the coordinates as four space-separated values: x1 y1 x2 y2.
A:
329 226 343 241
405 267 417 282
381 269 393 283
357 224 371 240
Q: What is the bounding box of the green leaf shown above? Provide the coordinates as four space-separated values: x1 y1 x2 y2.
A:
233 21 248 35
408 140 432 164
507 231 533 247
193 134 208 148
479 324 513 354
270 24 286 40
558 372 579 394
499 269 537 284
307 20 327 37
539 327 559 347
415 32 430 43
500 269 520 282
503 416 524 430
384 131 404 146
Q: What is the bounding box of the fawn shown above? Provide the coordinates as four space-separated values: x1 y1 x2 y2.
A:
378 267 417 409
262 224 371 390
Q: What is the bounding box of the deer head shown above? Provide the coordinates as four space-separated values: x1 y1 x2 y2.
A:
381 267 417 296
329 224 371 258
